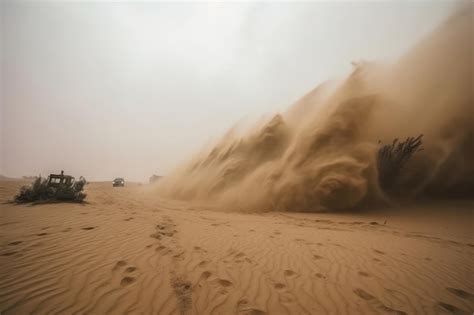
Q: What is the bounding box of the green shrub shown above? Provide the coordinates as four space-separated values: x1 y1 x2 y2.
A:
15 176 87 203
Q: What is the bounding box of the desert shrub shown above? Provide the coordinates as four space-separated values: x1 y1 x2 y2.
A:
55 178 87 202
377 135 423 192
15 177 53 202
15 176 87 203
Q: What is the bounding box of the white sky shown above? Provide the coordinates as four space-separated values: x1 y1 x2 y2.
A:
0 1 458 181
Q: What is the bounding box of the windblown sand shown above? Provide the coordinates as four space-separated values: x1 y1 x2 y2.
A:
156 6 473 212
1 180 472 314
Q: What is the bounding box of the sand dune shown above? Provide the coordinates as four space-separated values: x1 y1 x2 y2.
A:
1 181 473 314
156 5 473 212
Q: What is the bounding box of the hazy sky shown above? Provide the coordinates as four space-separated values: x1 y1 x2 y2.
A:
1 1 458 181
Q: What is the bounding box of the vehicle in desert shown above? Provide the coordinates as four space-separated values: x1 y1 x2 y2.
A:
149 174 162 184
47 170 75 188
113 178 125 187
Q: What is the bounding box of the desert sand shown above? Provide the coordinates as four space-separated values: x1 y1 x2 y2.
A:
1 180 473 314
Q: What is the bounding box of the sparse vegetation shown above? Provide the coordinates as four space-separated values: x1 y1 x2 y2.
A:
377 135 423 192
15 176 87 203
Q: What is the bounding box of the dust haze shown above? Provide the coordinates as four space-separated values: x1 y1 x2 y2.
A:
156 5 473 211
1 1 459 182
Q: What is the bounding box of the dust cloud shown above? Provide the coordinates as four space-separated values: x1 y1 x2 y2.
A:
157 5 473 211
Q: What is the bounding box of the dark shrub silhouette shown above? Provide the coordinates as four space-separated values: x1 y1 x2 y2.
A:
15 176 87 203
377 135 423 192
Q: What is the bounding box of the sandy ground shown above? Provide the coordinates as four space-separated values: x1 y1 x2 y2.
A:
0 180 473 315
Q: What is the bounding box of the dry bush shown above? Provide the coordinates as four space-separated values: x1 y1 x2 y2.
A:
377 135 423 192
15 177 87 203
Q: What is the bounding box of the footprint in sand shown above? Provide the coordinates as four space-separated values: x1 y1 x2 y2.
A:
216 279 233 287
150 232 162 240
113 260 127 271
446 287 474 301
173 252 185 259
198 260 209 267
173 279 192 292
284 270 297 277
312 254 323 260
235 252 245 258
353 288 374 300
8 241 22 246
124 217 134 221
358 271 370 277
194 246 208 253
201 271 212 280
373 249 385 255
274 283 286 290
437 302 470 314
315 273 326 279
151 221 176 239
120 276 136 286
125 266 137 273
155 245 166 252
